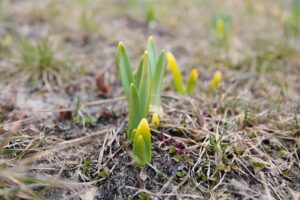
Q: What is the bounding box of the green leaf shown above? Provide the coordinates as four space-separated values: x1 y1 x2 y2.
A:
150 51 166 111
134 55 144 90
146 36 158 76
128 84 140 141
138 52 151 118
117 42 134 99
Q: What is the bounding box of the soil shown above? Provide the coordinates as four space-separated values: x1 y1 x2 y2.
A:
0 0 300 200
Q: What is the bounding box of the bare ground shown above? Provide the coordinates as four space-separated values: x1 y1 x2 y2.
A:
0 0 300 199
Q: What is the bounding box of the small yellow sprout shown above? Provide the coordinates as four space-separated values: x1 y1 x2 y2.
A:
166 51 185 94
186 68 199 95
216 18 225 38
132 118 152 166
209 71 222 91
151 113 160 129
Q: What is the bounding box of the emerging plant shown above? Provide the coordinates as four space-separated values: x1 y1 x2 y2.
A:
132 118 152 166
151 112 160 130
211 12 231 48
117 42 151 141
166 51 199 95
209 70 222 91
145 0 156 27
146 36 166 115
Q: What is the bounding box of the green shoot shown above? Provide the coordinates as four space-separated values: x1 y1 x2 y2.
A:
145 0 156 27
151 113 160 130
211 12 232 49
186 69 199 95
146 36 166 115
117 43 152 140
166 51 198 95
128 84 140 140
117 42 134 99
132 118 152 166
209 70 222 92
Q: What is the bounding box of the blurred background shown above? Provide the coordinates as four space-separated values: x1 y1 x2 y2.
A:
0 0 299 108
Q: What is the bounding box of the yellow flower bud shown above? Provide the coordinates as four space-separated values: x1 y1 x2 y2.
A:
209 71 222 91
216 18 225 38
133 118 152 166
186 68 199 95
151 113 160 129
166 51 185 94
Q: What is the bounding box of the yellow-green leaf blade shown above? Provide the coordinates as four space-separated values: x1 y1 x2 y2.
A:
166 51 185 94
150 50 166 112
138 51 152 118
146 36 158 76
128 84 140 141
186 68 199 95
133 119 152 166
117 42 134 99
134 55 144 91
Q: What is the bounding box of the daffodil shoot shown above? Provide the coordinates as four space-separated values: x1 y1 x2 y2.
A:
132 119 152 166
166 51 198 95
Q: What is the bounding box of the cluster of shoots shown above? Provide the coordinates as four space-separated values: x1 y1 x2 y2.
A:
211 12 232 49
117 37 222 166
117 36 166 166
166 52 199 95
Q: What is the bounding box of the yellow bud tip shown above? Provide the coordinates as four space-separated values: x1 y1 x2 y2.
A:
190 69 199 81
216 19 224 35
148 36 155 42
118 41 124 47
166 51 177 69
210 70 222 90
166 51 174 61
151 113 160 127
214 70 222 82
136 134 144 144
144 50 148 55
166 51 185 94
136 118 150 137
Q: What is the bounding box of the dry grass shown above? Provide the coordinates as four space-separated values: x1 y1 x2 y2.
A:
0 0 299 199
